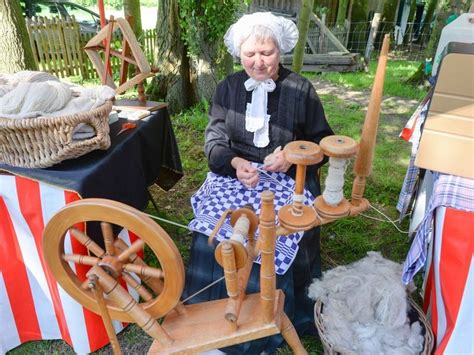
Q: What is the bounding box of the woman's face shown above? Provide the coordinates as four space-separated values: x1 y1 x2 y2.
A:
240 36 280 81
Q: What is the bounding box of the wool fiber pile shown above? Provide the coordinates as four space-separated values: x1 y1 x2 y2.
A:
0 71 114 120
308 251 424 354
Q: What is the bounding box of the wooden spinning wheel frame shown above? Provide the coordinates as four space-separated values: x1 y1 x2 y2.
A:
43 198 185 322
42 35 391 354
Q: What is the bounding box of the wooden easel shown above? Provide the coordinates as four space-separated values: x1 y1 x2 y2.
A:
42 35 390 355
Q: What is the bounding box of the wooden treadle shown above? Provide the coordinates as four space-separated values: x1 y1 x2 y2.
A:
148 290 285 354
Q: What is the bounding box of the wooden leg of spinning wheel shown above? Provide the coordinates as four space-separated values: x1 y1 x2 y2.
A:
88 275 122 355
90 266 174 346
280 313 307 355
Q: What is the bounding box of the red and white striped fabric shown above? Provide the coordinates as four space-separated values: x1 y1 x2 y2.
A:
423 206 474 354
0 175 139 354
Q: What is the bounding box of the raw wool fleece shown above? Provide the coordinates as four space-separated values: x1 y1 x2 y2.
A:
0 71 115 140
308 252 424 354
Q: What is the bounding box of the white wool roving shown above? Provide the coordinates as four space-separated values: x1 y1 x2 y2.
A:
0 71 115 120
308 252 425 354
0 81 72 118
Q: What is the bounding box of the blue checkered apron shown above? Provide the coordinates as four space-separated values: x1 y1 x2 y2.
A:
188 165 315 275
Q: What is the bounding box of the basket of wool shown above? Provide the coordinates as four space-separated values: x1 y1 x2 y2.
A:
0 71 114 168
309 252 433 355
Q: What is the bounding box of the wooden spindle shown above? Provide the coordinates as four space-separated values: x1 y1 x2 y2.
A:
118 239 145 262
114 239 164 295
279 141 322 231
123 263 163 279
351 34 390 206
221 242 239 324
122 272 153 301
280 313 308 355
88 275 122 355
69 228 105 257
259 191 276 323
90 266 173 345
101 222 116 256
63 254 100 266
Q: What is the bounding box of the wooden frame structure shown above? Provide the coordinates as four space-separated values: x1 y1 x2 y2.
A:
84 16 154 96
42 35 390 355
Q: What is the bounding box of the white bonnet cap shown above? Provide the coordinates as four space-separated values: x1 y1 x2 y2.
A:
224 12 299 57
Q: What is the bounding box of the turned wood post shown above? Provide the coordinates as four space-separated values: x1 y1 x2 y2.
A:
259 191 276 323
351 34 390 206
89 266 174 346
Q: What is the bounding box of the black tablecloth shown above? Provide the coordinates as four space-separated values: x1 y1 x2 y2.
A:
0 108 183 211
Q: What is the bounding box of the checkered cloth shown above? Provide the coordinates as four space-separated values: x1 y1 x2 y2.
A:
402 173 474 284
188 165 315 275
396 99 431 218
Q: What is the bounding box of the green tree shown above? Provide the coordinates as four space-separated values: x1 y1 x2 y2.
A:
336 0 349 26
123 0 143 42
0 0 37 73
148 0 244 114
293 0 314 74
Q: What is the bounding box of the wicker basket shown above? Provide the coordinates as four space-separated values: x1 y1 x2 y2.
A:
315 296 434 355
0 101 112 168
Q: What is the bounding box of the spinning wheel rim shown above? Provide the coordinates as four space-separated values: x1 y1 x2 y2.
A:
42 198 185 322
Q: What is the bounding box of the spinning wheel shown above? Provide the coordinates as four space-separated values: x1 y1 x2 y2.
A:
41 35 390 355
43 198 185 323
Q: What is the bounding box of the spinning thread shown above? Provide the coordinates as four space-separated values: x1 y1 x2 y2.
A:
323 158 347 207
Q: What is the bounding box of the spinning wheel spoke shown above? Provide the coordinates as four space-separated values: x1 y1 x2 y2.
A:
62 254 100 266
114 239 164 295
123 263 164 279
100 222 116 256
69 227 105 257
122 272 153 301
43 198 185 324
117 239 145 262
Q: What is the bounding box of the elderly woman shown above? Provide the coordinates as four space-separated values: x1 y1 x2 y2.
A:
185 12 333 354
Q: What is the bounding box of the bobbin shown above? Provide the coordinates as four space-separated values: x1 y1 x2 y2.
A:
314 135 358 219
215 207 258 269
278 141 323 231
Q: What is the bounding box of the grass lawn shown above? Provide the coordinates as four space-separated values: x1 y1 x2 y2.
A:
8 61 425 354
310 60 428 101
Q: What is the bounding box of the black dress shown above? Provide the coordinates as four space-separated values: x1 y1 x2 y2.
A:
183 66 333 354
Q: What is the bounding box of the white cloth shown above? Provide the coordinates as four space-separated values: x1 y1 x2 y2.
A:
244 78 276 148
224 12 298 57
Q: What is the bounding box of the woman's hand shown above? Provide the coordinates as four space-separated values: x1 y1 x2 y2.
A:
231 157 259 188
263 150 292 173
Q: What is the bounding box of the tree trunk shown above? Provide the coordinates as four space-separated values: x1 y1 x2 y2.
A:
419 0 438 35
189 40 220 104
293 0 314 74
336 0 349 26
123 0 143 43
148 0 192 114
0 0 37 73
